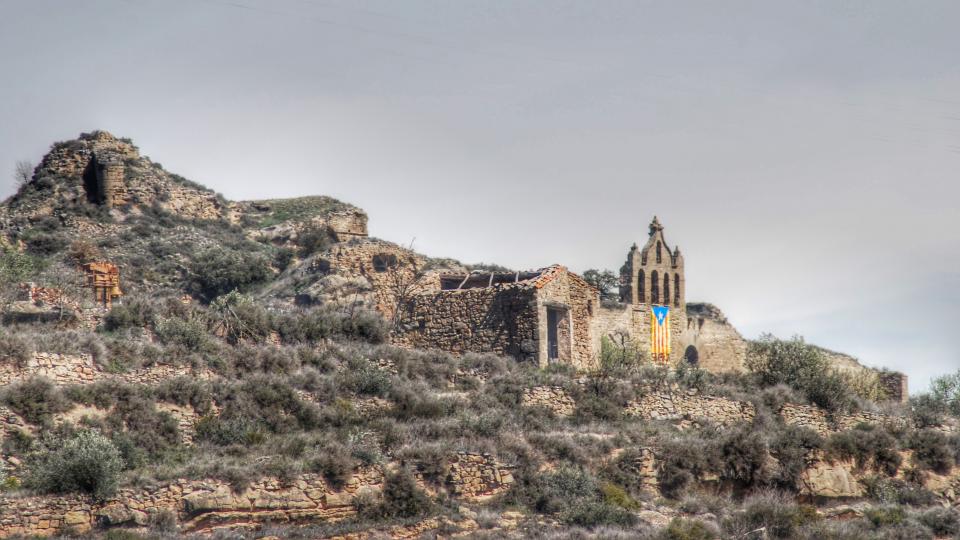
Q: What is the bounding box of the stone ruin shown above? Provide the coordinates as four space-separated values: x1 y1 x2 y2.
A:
332 217 909 401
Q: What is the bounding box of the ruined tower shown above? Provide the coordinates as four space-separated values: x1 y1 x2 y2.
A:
619 216 685 316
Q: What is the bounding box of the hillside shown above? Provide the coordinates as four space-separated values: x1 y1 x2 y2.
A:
0 132 959 540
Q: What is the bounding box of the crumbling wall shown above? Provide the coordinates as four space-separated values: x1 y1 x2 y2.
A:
446 452 514 500
680 303 747 373
326 210 369 240
393 286 539 361
779 403 909 436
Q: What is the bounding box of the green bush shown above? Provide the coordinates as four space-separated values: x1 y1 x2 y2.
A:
908 429 955 474
27 430 124 499
722 492 819 539
364 468 432 519
209 291 273 344
656 436 718 499
919 507 960 536
1 377 70 425
717 426 770 489
661 518 717 540
154 315 211 352
186 247 273 301
825 424 901 476
103 296 156 332
0 331 32 366
746 335 855 413
769 425 822 491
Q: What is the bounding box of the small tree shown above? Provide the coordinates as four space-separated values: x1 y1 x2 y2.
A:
13 160 33 187
27 430 124 499
583 269 619 300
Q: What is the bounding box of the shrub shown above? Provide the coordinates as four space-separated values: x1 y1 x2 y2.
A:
746 335 855 413
296 223 336 257
1 377 70 425
209 291 272 343
563 500 637 527
910 394 946 428
310 445 356 489
102 296 156 332
769 425 822 491
661 518 717 540
919 507 960 536
373 468 432 519
656 436 718 499
717 426 770 489
186 247 273 301
722 492 819 539
825 425 901 476
0 331 32 366
908 429 955 474
27 430 124 499
154 315 210 352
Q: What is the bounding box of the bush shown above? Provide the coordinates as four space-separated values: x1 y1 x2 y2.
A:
1 377 70 425
367 468 432 519
908 429 955 474
919 507 960 536
661 518 717 540
187 247 273 301
656 436 718 499
0 331 32 366
717 426 770 489
209 291 273 344
27 430 124 498
723 492 819 539
102 296 156 332
825 425 901 476
769 426 822 491
154 315 210 352
746 335 855 413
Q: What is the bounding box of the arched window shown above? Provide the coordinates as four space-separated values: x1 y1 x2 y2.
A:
650 270 660 304
637 269 645 303
656 241 662 263
663 273 671 306
674 274 681 306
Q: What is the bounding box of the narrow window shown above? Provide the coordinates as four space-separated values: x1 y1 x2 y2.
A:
663 272 671 306
650 270 660 304
656 241 662 263
674 274 681 306
637 269 645 303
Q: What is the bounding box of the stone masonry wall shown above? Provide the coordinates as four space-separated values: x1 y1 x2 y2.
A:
0 453 515 538
779 403 908 437
521 386 576 416
625 391 756 427
0 353 213 387
394 286 539 361
537 271 599 370
446 452 515 500
0 469 383 537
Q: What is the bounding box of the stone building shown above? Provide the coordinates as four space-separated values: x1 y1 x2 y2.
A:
393 266 600 369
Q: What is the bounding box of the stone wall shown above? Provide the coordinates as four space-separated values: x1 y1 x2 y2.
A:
0 453 515 538
446 453 514 500
779 404 908 436
521 386 576 416
535 270 599 369
625 391 756 428
0 353 213 387
0 468 384 537
681 303 747 373
393 285 539 361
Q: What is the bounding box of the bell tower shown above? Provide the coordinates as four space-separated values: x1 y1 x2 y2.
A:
619 216 685 315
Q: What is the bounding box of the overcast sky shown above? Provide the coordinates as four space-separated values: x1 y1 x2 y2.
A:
2 0 958 392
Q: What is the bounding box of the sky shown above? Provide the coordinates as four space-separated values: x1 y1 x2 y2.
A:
1 0 958 392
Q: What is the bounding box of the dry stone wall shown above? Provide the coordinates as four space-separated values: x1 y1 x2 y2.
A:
446 452 515 500
626 391 756 428
521 386 576 416
394 286 539 361
0 469 384 538
779 404 908 437
0 353 213 387
0 453 515 538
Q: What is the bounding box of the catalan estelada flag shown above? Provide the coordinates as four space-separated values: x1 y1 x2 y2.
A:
651 305 671 364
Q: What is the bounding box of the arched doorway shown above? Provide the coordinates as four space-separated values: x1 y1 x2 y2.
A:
684 345 699 365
